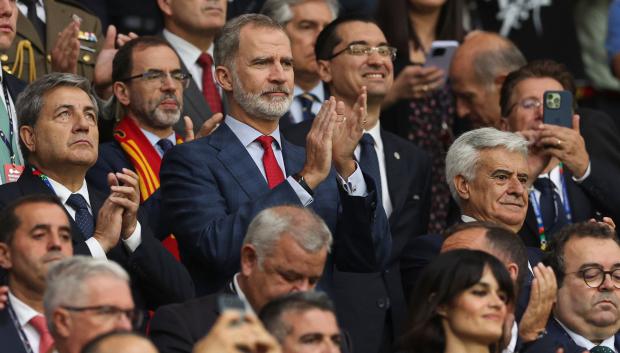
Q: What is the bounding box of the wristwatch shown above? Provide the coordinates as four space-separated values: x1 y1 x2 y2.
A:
293 173 314 196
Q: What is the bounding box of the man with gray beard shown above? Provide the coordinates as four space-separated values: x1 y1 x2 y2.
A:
159 14 391 295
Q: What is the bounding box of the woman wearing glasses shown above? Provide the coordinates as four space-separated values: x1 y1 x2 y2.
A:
401 249 514 353
375 0 464 234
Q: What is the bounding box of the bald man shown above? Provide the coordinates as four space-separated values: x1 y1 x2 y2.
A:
81 332 158 353
449 32 526 129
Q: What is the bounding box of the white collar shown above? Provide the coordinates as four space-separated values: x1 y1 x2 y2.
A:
461 214 478 223
232 273 256 316
163 29 213 65
8 291 41 327
293 82 325 102
46 176 91 212
556 317 616 351
224 115 282 150
363 120 383 151
140 127 176 148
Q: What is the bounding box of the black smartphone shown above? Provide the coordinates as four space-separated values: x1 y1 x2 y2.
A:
543 90 573 128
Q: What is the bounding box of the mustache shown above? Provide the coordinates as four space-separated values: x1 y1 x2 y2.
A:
261 86 290 95
157 94 180 106
42 250 67 263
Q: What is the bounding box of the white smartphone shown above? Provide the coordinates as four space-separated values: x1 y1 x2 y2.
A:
424 40 459 73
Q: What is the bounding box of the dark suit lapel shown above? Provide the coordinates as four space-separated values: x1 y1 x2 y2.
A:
0 308 27 353
16 11 44 52
87 183 106 223
211 124 269 199
523 202 539 238
282 137 304 178
180 60 214 121
380 129 405 220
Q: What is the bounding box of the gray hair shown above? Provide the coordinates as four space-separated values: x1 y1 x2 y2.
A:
259 291 336 343
473 42 526 88
445 127 528 205
214 14 286 69
43 256 129 334
260 0 339 25
243 205 332 267
15 73 99 158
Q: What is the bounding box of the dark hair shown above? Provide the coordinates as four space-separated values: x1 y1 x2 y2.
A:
444 221 528 296
80 331 150 353
112 36 177 83
500 59 577 117
544 222 619 287
259 291 336 342
375 0 464 59
0 194 65 244
401 249 514 353
314 15 378 61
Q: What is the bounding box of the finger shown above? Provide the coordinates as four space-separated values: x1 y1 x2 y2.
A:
603 216 616 229
128 32 139 39
198 113 224 138
120 168 139 180
107 172 119 188
109 185 137 195
103 25 116 50
108 196 139 210
572 114 580 133
183 116 195 141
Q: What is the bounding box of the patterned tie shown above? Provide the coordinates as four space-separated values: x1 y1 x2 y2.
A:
66 194 94 239
256 135 285 189
359 133 382 203
590 346 615 353
534 178 568 234
21 0 46 44
297 93 318 121
196 53 223 114
157 138 174 155
29 315 54 353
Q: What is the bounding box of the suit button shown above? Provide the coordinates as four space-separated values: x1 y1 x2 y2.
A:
376 297 390 309
370 201 376 208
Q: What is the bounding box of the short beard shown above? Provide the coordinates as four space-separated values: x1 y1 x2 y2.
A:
132 93 181 129
232 71 292 121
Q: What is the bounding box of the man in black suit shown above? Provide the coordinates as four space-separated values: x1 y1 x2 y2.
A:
156 0 227 135
149 205 332 353
0 72 194 313
500 60 620 250
282 16 432 353
0 195 72 353
524 222 620 353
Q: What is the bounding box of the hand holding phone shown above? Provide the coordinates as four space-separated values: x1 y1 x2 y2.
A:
543 90 573 128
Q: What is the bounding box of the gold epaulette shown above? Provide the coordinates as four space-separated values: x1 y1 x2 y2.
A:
12 39 37 82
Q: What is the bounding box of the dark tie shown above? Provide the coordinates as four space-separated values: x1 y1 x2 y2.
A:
196 53 223 114
534 178 568 233
590 346 615 353
20 0 46 44
297 93 318 121
359 133 382 203
256 135 285 189
66 193 94 239
157 138 174 155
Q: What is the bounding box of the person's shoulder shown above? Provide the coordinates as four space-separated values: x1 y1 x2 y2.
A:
51 0 101 26
53 0 96 14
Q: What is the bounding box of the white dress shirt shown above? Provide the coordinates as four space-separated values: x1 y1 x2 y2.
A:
140 128 177 157
353 121 393 217
557 318 617 352
232 273 256 316
17 0 46 23
288 83 325 124
46 176 142 257
163 29 217 93
530 163 591 206
8 291 42 353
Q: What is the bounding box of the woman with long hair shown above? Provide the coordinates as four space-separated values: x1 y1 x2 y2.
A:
402 249 514 353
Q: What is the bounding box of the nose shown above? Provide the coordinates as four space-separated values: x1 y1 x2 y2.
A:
507 176 525 195
268 63 287 84
0 0 13 17
114 312 133 331
160 72 178 92
73 112 92 132
290 279 312 293
599 272 615 291
47 233 63 250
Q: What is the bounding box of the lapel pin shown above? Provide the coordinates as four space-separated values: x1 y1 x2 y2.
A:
393 152 400 160
78 31 98 43
413 194 420 200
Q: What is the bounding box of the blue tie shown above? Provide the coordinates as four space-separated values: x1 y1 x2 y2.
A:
590 346 615 353
66 194 94 239
157 139 174 155
534 178 568 234
298 93 317 121
359 133 382 203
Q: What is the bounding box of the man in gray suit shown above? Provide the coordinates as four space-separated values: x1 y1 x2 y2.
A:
157 0 227 134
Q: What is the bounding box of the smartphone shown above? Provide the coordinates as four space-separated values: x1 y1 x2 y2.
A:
424 40 459 73
217 294 246 314
543 90 573 128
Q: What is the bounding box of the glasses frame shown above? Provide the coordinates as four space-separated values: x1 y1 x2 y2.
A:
120 69 192 89
507 97 543 115
62 305 144 327
328 43 397 61
566 267 620 289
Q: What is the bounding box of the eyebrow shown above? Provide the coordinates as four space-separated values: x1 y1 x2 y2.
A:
53 104 96 113
579 263 620 270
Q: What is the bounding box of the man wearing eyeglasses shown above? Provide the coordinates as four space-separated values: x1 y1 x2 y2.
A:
499 60 620 250
281 16 432 353
522 222 620 353
44 256 139 353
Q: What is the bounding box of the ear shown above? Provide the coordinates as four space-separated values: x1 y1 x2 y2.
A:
317 60 332 83
0 243 12 270
53 309 72 338
506 262 519 283
156 0 172 16
494 73 507 88
215 66 233 92
499 117 509 131
19 125 36 154
454 175 471 201
240 244 258 276
113 82 131 106
436 303 448 318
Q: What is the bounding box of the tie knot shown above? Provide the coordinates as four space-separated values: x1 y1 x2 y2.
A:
29 315 49 334
360 133 375 146
197 53 213 68
157 138 174 154
20 0 36 6
533 178 555 192
298 92 318 103
66 193 89 212
256 135 275 150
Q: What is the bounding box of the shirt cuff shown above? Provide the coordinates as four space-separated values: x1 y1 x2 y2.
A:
287 177 314 207
572 162 591 183
121 221 142 253
85 237 107 259
336 162 367 196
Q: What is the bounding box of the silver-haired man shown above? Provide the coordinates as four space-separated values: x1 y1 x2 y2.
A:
150 205 333 353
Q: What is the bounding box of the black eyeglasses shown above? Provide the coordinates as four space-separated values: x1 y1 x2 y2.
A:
120 69 192 88
566 267 620 289
62 305 143 327
328 43 397 61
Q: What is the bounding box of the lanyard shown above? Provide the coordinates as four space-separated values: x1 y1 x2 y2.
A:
31 166 55 193
529 163 573 251
0 81 16 164
7 298 37 353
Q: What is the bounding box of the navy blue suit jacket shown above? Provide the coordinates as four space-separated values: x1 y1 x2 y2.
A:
160 121 391 295
0 308 26 353
0 169 195 311
523 317 620 353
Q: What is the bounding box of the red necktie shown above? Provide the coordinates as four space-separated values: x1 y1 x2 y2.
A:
196 53 223 114
29 315 54 353
256 135 285 189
